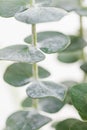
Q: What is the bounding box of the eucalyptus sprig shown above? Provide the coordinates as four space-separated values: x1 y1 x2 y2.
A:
1 0 87 130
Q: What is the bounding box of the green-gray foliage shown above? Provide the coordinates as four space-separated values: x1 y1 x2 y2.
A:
1 0 87 130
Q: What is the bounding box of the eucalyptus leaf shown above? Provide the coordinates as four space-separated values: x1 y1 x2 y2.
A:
80 62 87 73
39 97 64 113
71 121 87 130
79 112 87 121
21 97 32 107
58 51 82 63
6 111 51 130
21 97 64 113
61 81 78 104
15 7 67 24
51 0 80 11
24 31 70 54
0 0 28 17
70 83 87 116
26 81 66 101
54 118 87 130
0 0 52 17
75 7 87 16
0 45 45 63
4 62 50 87
63 36 87 52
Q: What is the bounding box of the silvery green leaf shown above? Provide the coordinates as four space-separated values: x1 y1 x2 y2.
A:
39 97 64 113
21 97 64 113
26 81 66 101
63 36 87 52
15 7 67 24
58 51 82 63
4 62 50 87
24 31 70 54
6 111 51 130
0 45 45 63
75 7 87 16
0 0 52 17
0 0 29 17
51 0 80 11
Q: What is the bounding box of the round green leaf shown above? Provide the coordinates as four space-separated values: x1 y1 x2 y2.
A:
70 83 87 115
58 51 82 63
54 118 87 130
71 121 87 130
61 81 78 104
0 0 28 17
21 97 64 113
6 111 51 130
79 112 87 121
80 62 87 73
26 81 66 101
75 7 87 16
24 31 70 54
39 97 64 113
21 97 32 107
4 62 50 87
0 0 52 18
63 36 87 52
15 7 67 24
52 0 80 11
0 45 45 63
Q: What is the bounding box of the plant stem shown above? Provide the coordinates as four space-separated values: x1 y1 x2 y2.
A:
80 16 83 37
32 24 38 80
79 16 87 82
30 0 38 109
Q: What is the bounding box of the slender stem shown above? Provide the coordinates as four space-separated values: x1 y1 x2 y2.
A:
30 0 38 109
80 16 83 37
80 16 86 62
79 16 87 82
32 24 38 80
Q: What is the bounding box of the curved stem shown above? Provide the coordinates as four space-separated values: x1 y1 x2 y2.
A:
80 16 83 37
32 24 38 80
79 16 87 82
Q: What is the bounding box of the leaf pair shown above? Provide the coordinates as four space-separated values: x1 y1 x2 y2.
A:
0 32 70 63
4 63 66 101
21 80 77 113
5 111 51 130
22 97 64 113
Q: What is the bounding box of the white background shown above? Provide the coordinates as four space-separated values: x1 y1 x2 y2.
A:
0 8 87 130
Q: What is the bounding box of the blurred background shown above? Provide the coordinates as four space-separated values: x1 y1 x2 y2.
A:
0 2 87 129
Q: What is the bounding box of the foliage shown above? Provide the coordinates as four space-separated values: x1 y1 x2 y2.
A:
0 0 87 130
